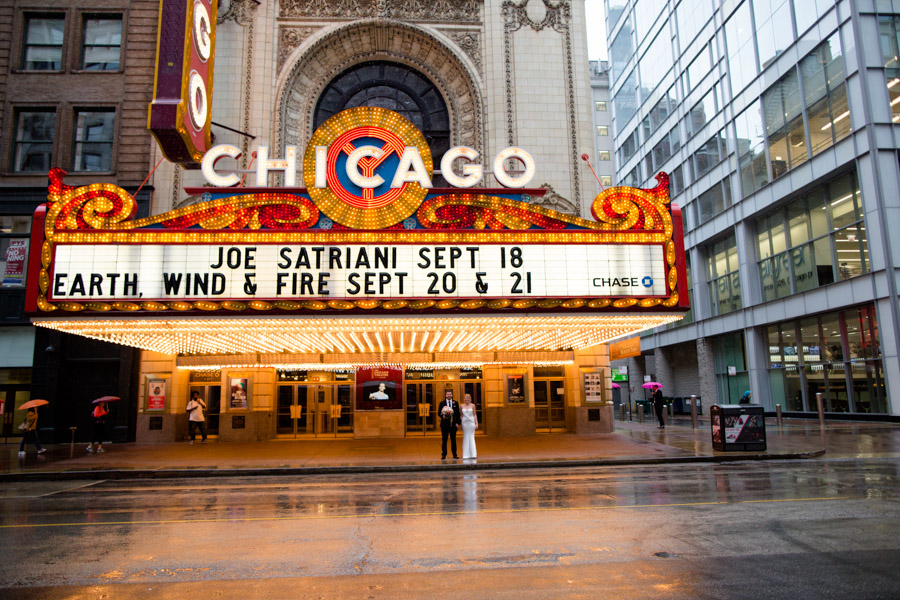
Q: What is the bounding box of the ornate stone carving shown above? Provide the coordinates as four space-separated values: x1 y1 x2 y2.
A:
277 20 484 162
279 0 481 22
502 0 570 32
217 0 258 25
279 27 318 70
531 183 577 215
445 31 482 73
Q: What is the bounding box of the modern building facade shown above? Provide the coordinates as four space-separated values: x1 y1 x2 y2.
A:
606 0 899 417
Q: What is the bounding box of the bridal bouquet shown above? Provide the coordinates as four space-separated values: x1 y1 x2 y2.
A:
440 405 454 418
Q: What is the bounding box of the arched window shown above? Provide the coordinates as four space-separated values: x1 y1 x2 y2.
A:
314 61 451 182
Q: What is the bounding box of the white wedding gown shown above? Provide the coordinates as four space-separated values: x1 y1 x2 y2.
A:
461 407 477 459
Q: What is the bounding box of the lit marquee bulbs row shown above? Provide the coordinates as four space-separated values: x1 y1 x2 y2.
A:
32 315 683 356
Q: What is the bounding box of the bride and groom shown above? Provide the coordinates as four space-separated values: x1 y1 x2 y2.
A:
440 391 478 460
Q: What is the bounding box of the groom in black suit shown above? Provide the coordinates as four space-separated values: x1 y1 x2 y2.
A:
439 390 461 459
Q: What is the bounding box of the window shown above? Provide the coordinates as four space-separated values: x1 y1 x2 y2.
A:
81 16 122 70
0 217 32 287
598 150 611 161
600 175 612 187
639 29 673 98
72 109 115 172
597 125 609 136
765 306 886 414
684 42 714 94
880 16 900 122
671 164 685 197
613 71 639 126
608 0 628 31
595 101 608 111
610 15 634 83
735 101 768 197
793 0 834 38
725 1 757 94
696 178 732 224
755 172 868 302
21 15 65 70
802 34 850 154
676 0 715 54
12 110 56 172
619 129 640 163
706 234 742 316
685 85 718 139
762 69 807 179
691 130 725 179
753 0 794 70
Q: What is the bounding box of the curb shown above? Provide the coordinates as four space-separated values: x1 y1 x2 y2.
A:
0 449 826 482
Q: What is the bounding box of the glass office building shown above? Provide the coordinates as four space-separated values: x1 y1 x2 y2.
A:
606 0 900 416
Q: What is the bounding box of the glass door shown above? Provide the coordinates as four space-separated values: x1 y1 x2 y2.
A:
534 379 566 433
0 388 30 439
405 382 435 434
277 384 353 437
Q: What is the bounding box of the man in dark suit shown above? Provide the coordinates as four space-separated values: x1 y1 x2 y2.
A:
439 390 461 459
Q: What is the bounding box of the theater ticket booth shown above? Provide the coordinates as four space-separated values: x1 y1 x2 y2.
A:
25 107 689 442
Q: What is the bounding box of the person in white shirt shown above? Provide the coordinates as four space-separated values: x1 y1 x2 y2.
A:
186 391 208 444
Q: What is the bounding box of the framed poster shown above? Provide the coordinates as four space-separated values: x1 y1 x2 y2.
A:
506 375 525 404
148 379 166 410
583 371 604 403
355 367 403 410
230 377 249 409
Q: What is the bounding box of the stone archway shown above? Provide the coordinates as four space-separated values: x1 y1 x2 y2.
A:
276 20 483 156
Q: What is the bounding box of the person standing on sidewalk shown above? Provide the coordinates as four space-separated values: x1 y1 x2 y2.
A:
653 387 665 429
86 401 109 453
18 408 47 456
186 391 208 444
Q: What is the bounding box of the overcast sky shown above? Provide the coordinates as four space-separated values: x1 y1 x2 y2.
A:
584 0 609 61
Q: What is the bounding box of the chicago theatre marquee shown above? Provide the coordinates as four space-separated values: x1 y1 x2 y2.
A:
25 0 688 441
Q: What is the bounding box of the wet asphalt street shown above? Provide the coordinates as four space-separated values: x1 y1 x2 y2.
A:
1 459 899 599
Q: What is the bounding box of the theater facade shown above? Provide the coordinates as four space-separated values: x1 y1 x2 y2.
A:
26 101 688 441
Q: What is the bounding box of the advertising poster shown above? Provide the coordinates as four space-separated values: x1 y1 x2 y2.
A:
230 377 249 409
724 414 765 443
148 379 166 410
2 240 28 286
355 367 403 410
507 375 525 404
583 372 604 403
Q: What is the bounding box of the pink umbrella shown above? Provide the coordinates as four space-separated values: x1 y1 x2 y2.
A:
611 383 621 389
641 382 663 389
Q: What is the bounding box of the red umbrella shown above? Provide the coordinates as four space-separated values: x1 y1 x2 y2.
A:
92 396 121 404
18 399 49 410
641 382 663 389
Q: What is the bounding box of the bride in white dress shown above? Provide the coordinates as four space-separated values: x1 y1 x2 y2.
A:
460 393 478 459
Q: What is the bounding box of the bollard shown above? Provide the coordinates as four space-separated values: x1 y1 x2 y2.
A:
637 404 644 424
816 392 825 429
69 426 77 448
690 394 697 429
619 403 626 421
776 404 783 427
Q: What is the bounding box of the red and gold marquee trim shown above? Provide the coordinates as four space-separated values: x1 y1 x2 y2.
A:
26 170 688 316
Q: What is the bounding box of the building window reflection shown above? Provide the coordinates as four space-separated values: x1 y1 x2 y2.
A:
706 233 741 316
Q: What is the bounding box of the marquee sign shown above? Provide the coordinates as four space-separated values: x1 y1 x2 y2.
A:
26 107 689 317
148 0 217 166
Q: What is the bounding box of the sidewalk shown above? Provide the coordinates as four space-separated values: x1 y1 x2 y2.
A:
3 417 899 481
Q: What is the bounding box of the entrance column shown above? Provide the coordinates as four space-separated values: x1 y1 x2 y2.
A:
696 337 717 408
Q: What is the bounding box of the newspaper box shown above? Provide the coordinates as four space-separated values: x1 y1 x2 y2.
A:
710 404 766 451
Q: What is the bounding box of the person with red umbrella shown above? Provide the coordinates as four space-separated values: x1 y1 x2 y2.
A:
17 399 49 456
87 396 118 453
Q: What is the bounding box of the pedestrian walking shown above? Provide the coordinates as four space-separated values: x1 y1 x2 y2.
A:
18 407 47 456
653 387 665 429
86 401 109 453
186 391 208 444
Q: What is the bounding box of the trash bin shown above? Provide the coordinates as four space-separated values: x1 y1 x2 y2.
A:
673 397 684 414
710 404 766 451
